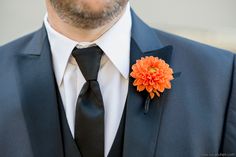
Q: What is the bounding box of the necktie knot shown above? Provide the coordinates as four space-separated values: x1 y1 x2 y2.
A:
72 46 103 81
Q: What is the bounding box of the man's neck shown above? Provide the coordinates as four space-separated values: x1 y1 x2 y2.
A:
46 3 125 42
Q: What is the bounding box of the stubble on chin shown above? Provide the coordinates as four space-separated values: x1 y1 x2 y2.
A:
49 0 128 30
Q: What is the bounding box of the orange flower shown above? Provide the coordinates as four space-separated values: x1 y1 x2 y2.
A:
130 56 174 99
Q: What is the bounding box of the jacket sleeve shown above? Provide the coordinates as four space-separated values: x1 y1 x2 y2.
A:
222 54 236 155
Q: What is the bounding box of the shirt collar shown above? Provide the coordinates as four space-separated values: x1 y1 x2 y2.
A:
44 3 131 86
96 3 131 80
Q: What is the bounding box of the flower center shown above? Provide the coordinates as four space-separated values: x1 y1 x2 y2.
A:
148 67 157 73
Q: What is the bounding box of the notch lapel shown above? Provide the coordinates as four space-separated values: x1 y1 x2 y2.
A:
123 10 181 157
16 27 64 157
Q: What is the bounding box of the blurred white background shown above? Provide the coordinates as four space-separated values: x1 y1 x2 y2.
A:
0 0 235 52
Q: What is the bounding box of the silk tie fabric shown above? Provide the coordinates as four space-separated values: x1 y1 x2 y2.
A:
72 46 104 157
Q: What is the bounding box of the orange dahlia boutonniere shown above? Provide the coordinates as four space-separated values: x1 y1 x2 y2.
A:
130 56 174 99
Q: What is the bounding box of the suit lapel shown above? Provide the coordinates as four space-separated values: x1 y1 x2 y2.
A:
123 10 181 157
16 27 64 157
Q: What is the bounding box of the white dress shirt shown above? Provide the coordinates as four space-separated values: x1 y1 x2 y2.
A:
44 3 131 157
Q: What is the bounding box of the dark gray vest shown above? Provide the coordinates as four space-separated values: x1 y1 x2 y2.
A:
56 89 126 157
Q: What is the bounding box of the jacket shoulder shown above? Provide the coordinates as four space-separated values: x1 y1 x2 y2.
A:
154 28 234 62
0 28 45 68
0 29 46 75
0 31 37 56
153 28 235 96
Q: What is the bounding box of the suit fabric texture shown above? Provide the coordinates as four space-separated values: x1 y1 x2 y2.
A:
0 10 235 157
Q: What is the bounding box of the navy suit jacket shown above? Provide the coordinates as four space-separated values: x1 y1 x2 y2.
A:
0 10 235 157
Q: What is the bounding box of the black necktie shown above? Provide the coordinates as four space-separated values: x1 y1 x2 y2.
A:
72 46 104 157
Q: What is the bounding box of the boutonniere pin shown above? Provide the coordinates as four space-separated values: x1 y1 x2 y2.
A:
130 56 174 113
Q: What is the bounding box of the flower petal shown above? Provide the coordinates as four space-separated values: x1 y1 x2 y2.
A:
130 56 174 99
